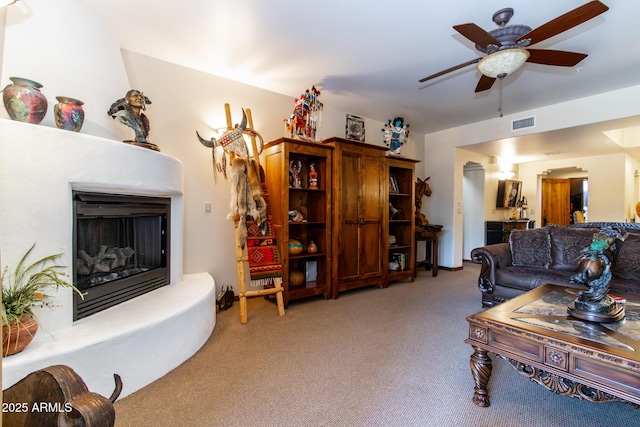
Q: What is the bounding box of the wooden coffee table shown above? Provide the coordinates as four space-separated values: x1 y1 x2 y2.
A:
466 284 640 407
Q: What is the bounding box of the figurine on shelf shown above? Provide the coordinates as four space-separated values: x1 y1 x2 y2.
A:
288 210 304 222
289 160 302 188
108 89 156 149
389 202 401 219
285 86 323 142
382 116 410 156
309 162 318 189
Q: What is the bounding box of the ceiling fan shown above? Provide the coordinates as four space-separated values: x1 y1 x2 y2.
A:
419 1 609 93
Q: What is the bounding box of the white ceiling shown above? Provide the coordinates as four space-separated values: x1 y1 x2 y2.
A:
77 0 640 164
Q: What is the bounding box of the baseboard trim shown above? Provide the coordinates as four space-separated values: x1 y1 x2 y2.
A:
438 265 464 272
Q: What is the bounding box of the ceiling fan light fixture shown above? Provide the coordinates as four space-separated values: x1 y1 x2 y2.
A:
477 48 530 79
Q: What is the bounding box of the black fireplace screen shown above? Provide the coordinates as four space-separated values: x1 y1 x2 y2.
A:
73 191 170 320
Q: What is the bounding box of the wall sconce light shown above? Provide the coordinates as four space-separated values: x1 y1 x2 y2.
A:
500 170 516 179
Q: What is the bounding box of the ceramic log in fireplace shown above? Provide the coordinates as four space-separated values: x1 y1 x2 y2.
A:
73 191 170 320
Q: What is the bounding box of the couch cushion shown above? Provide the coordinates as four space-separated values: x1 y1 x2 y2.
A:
509 227 551 267
609 277 640 298
612 232 640 281
496 266 583 291
548 226 599 271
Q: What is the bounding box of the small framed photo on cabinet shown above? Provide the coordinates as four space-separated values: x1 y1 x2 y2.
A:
345 114 365 142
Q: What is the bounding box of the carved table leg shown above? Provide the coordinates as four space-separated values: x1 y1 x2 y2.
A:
470 346 492 407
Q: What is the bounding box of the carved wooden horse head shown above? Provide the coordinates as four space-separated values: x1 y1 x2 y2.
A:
415 176 431 226
415 177 432 210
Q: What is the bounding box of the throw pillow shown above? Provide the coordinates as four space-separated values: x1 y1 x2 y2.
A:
548 226 599 271
612 232 640 281
509 227 551 268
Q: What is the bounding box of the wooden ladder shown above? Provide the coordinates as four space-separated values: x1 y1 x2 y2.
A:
223 104 285 324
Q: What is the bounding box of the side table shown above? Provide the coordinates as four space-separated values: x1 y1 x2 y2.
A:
415 224 443 277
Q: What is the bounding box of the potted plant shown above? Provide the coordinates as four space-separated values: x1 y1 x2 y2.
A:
2 244 83 356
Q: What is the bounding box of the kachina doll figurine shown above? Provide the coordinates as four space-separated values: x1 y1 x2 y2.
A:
285 86 323 142
382 116 410 155
289 160 302 188
309 162 318 189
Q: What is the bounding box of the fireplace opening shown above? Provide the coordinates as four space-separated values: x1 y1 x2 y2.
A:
73 191 170 320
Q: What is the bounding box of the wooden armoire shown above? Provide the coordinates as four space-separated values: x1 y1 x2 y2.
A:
322 137 389 297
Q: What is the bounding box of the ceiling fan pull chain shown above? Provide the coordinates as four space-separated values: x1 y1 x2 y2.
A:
498 75 504 117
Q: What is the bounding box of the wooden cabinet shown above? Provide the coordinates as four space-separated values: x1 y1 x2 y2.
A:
263 138 332 307
386 157 419 283
485 220 535 245
322 137 388 297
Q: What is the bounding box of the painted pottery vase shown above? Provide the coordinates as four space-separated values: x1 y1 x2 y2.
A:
2 313 39 357
2 77 48 124
307 240 318 254
288 239 303 255
289 270 305 287
54 96 85 132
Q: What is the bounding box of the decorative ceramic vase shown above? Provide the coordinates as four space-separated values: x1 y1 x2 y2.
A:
2 313 39 357
2 77 48 124
307 240 318 254
54 96 85 132
289 270 305 287
288 239 303 255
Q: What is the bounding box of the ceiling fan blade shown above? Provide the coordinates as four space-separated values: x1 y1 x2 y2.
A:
453 23 501 49
526 49 588 67
517 1 609 46
475 75 496 93
419 58 480 83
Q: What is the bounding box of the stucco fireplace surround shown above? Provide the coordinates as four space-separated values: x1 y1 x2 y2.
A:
0 119 215 399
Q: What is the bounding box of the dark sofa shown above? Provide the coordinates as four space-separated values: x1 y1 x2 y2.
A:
470 222 640 307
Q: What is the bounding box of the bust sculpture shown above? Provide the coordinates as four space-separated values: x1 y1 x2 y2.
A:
108 90 157 150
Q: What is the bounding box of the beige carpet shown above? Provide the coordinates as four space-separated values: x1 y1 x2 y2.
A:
114 263 637 426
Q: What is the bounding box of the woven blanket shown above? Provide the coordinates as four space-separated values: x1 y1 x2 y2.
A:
246 166 282 287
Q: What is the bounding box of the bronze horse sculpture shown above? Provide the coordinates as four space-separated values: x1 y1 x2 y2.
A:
415 176 432 227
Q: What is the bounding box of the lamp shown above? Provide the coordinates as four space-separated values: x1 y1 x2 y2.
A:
500 170 516 179
0 0 19 6
478 48 530 117
477 48 530 79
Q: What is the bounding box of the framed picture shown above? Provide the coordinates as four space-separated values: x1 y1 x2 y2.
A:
345 114 365 142
389 174 399 193
305 260 318 283
503 179 522 208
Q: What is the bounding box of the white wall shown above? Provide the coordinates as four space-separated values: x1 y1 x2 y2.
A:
1 0 131 140
120 51 425 291
426 84 640 268
626 156 640 222
518 153 633 225
1 0 426 296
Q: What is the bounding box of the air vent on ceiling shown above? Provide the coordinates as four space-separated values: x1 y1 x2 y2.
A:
511 116 536 131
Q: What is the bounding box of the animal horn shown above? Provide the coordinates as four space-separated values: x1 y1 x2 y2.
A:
108 374 123 403
196 130 217 148
237 109 248 132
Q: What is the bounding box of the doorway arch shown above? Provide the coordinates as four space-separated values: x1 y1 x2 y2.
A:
463 162 485 260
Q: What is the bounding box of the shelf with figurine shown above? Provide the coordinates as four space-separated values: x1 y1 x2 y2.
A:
262 137 333 307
